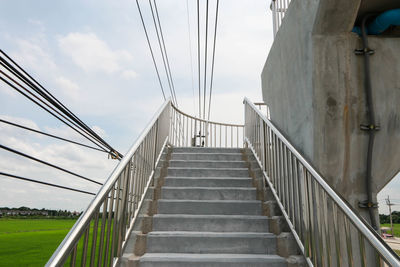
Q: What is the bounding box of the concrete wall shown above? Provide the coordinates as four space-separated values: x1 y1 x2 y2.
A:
261 0 400 223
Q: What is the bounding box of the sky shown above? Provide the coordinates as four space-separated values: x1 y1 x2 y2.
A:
0 0 398 214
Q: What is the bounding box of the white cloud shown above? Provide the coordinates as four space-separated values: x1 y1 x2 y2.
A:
91 125 107 139
121 69 138 80
12 39 56 74
0 82 18 97
55 76 80 100
0 115 40 131
0 121 118 211
58 32 133 74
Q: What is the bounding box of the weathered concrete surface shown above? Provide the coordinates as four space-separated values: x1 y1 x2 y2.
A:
261 0 400 224
121 147 301 267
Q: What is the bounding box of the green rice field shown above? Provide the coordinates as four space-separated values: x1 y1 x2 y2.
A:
1 218 399 266
0 218 76 267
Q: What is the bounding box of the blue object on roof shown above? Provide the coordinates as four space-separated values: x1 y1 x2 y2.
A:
352 9 400 35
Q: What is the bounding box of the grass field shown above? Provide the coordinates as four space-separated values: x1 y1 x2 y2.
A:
381 223 400 237
1 218 399 265
0 218 76 267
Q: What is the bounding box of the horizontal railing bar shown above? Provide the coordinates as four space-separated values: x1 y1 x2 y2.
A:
244 97 400 265
171 103 243 127
46 98 172 267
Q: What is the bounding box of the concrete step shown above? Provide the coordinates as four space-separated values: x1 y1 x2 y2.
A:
139 253 287 267
163 177 253 187
167 167 249 177
152 214 269 232
171 153 243 161
161 187 257 200
157 200 262 215
146 231 277 254
173 147 242 154
168 160 248 168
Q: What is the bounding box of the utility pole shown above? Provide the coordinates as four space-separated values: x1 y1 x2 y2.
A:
385 195 394 235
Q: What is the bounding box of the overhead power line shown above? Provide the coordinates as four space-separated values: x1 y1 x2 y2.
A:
0 172 96 196
152 0 179 106
186 0 197 115
0 68 107 154
136 0 167 102
0 50 122 159
0 144 103 186
197 0 202 119
207 0 220 121
148 0 177 105
0 56 112 156
0 119 109 153
203 0 209 120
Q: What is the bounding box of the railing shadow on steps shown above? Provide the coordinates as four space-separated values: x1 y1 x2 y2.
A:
243 97 400 267
45 99 244 267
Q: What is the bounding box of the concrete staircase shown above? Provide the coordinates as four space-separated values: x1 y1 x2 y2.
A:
121 147 302 267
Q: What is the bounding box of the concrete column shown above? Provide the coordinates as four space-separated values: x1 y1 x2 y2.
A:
261 0 400 227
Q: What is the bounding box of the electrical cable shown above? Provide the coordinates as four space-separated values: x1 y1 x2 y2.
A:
148 0 177 106
0 52 119 155
153 0 179 106
135 0 167 102
0 67 109 153
202 0 209 120
207 0 220 121
0 144 103 186
0 74 109 154
0 119 108 153
0 51 122 159
0 172 96 195
197 0 202 119
186 0 197 115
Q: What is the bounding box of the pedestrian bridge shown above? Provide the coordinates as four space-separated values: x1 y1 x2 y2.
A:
45 99 400 266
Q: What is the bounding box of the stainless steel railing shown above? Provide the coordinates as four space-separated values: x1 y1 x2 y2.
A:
46 100 171 267
244 97 400 266
170 104 244 148
270 0 291 37
46 99 244 266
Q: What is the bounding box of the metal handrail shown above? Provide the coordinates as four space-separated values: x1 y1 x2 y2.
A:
46 99 172 267
170 104 244 148
270 0 292 37
46 99 245 266
243 97 400 266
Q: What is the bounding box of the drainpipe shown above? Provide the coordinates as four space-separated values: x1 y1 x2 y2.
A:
355 15 379 230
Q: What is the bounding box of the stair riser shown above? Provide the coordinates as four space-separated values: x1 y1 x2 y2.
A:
146 235 277 254
167 168 249 177
157 201 262 215
139 261 286 267
171 154 243 161
169 161 248 168
164 178 253 187
152 217 269 232
173 148 242 153
161 188 257 200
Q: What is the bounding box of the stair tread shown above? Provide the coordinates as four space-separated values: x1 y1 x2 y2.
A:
164 177 252 180
169 160 246 163
148 231 274 237
158 199 261 203
153 214 267 219
162 186 256 190
172 153 243 156
168 167 249 170
140 253 285 260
